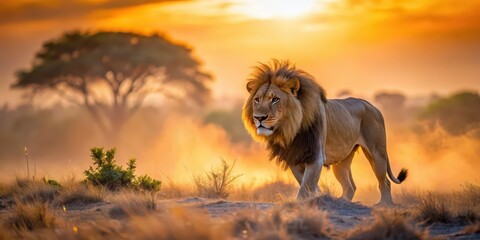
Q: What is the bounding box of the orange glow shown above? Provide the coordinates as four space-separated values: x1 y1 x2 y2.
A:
230 0 321 19
145 115 280 186
0 0 479 202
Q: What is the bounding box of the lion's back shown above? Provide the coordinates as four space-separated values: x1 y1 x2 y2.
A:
324 97 383 163
325 98 366 123
326 97 383 122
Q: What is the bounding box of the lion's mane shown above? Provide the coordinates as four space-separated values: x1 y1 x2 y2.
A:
242 60 327 169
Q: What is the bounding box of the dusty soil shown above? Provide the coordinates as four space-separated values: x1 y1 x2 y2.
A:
1 195 479 239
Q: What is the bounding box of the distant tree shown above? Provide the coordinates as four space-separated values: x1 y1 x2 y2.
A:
374 92 406 109
12 31 212 139
336 89 352 98
204 104 251 143
374 92 408 124
420 91 480 136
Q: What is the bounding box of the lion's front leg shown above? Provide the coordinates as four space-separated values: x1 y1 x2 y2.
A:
289 164 305 186
296 158 323 200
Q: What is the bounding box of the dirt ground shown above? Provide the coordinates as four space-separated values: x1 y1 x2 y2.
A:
2 194 476 239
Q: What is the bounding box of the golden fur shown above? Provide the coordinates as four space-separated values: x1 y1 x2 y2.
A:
242 60 408 203
242 60 326 147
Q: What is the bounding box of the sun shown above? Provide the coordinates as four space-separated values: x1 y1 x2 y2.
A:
233 0 320 19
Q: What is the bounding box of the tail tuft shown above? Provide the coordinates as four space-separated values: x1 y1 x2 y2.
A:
397 168 409 183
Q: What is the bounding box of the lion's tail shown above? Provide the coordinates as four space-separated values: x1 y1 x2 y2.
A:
387 160 408 184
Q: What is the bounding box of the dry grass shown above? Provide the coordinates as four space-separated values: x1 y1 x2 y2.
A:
160 177 297 203
21 184 58 204
0 177 58 203
1 176 479 239
55 179 104 210
60 208 224 240
2 207 224 239
3 206 331 239
160 176 297 202
6 199 56 231
413 182 480 224
157 178 195 199
230 180 297 202
416 193 454 224
318 180 340 197
108 190 157 218
345 209 430 240
0 176 334 239
225 204 333 239
397 188 425 205
192 159 242 199
126 208 223 240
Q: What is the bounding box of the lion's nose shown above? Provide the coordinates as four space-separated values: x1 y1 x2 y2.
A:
254 115 268 122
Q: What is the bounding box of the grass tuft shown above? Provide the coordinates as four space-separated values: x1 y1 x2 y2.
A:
346 209 430 240
414 183 480 224
228 205 333 239
0 177 59 204
416 193 453 224
7 199 56 231
251 181 296 202
108 191 157 218
56 180 104 210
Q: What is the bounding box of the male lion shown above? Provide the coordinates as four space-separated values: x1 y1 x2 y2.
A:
242 60 408 204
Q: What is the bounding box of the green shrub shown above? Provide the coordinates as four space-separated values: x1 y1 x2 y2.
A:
84 147 161 192
135 175 161 192
42 177 61 188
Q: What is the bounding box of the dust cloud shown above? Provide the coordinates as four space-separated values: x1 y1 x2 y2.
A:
0 91 479 204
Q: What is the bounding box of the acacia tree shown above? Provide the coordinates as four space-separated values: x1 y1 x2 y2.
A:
13 31 212 138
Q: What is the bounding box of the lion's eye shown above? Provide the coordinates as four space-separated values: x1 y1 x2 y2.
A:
254 97 260 103
272 97 280 104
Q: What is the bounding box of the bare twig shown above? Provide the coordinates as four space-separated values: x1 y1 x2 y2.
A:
24 147 29 178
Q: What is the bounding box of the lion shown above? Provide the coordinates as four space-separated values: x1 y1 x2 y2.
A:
242 60 408 204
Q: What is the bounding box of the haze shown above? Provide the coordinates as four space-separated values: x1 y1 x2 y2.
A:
0 0 479 204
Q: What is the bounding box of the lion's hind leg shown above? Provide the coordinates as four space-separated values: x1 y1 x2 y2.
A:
361 146 394 205
332 148 357 201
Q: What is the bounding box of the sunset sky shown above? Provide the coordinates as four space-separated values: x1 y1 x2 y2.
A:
1 1 480 198
1 0 480 107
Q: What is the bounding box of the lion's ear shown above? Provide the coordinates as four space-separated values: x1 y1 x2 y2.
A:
246 81 255 93
287 78 300 96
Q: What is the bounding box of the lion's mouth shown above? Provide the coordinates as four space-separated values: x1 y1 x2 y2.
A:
257 125 274 136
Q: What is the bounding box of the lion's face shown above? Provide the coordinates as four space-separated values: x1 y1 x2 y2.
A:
243 75 304 147
243 60 323 146
250 83 289 136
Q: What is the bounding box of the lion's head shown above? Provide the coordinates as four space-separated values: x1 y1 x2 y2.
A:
242 60 327 147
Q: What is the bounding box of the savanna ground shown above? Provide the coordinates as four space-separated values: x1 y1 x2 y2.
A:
1 167 479 239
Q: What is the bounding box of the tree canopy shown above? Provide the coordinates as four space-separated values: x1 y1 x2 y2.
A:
374 92 406 109
13 31 212 138
420 91 480 137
